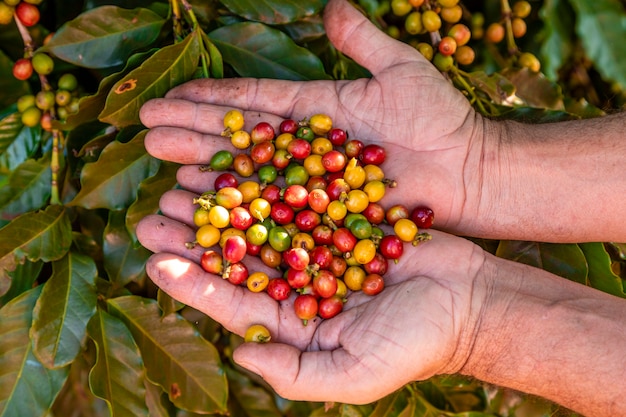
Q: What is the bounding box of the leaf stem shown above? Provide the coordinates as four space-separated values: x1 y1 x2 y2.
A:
180 0 200 29
200 49 210 78
13 14 34 55
451 68 490 116
170 0 184 41
15 9 63 206
50 130 63 205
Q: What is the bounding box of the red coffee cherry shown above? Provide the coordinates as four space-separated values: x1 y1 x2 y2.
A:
16 2 40 27
12 58 33 80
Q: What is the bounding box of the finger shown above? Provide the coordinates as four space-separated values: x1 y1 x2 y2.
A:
145 253 317 349
324 0 419 76
233 342 404 404
137 214 202 260
144 126 220 164
159 189 198 225
176 165 283 195
161 77 344 123
140 99 287 134
145 252 266 331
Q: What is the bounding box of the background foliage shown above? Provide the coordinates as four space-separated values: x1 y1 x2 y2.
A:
1 0 625 416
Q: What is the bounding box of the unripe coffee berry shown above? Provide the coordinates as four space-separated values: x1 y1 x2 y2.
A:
513 1 532 18
55 90 72 107
405 11 423 35
422 10 442 32
0 3 14 25
440 5 463 23
309 113 332 136
511 17 527 38
433 53 454 72
36 91 56 110
57 73 78 91
416 42 434 61
223 109 245 133
437 0 459 7
244 324 271 343
518 52 541 72
486 23 505 43
454 45 475 66
32 53 54 75
21 107 42 127
391 0 412 16
17 95 36 112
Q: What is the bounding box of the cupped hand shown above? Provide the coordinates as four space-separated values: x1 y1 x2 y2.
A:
139 0 489 235
137 181 488 404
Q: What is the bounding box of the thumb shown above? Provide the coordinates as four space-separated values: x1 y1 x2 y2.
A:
233 342 379 404
323 0 418 75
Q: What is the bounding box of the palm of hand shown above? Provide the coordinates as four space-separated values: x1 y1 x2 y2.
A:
139 202 482 402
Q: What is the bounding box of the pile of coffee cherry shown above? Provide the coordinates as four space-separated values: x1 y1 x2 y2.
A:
191 110 433 325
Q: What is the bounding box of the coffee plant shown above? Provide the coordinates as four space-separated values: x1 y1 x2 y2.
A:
1 0 625 416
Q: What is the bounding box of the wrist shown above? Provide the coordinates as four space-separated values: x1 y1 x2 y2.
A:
460 113 626 242
454 115 510 238
458 253 626 416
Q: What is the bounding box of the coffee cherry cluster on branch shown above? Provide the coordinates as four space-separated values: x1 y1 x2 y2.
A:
4 0 81 131
0 0 41 27
17 70 79 130
391 0 476 70
191 111 434 325
389 0 539 73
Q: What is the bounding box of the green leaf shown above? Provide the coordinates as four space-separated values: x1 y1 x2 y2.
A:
209 22 330 80
53 49 158 132
107 296 228 414
398 394 496 417
41 6 165 69
87 308 149 417
156 289 185 316
0 260 42 308
282 15 326 43
103 210 151 288
569 0 626 89
0 51 30 109
0 156 52 222
144 379 172 417
500 68 565 110
227 367 283 417
579 242 626 298
0 205 72 297
462 71 517 105
220 0 326 24
201 31 224 79
0 286 70 417
99 30 202 128
0 113 41 176
539 0 576 81
30 251 98 369
494 106 577 123
126 160 179 242
495 241 588 284
68 130 160 210
369 390 402 417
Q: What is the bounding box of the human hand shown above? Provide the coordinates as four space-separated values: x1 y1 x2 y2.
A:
139 0 492 236
137 183 488 404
